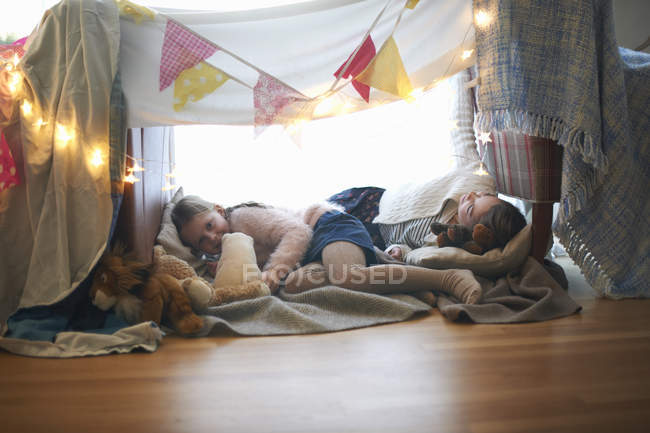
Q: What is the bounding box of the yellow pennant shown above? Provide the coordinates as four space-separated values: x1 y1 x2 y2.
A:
173 61 230 111
406 0 420 10
355 36 413 100
116 0 155 25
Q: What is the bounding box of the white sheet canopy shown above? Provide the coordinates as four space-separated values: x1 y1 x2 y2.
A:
120 0 475 128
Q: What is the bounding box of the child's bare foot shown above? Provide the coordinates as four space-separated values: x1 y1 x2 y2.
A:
440 269 482 304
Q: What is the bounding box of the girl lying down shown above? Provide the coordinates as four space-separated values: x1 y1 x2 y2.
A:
171 172 525 306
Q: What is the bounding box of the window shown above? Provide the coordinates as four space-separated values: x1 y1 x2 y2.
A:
174 81 455 209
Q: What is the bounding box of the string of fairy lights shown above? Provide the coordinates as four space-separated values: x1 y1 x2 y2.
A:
2 7 494 191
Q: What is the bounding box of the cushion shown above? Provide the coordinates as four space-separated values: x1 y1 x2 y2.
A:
155 187 207 275
404 224 533 278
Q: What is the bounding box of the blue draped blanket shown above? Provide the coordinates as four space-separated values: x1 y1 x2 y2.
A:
473 0 649 298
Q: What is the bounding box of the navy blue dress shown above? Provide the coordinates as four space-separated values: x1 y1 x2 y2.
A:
302 210 378 266
326 186 386 250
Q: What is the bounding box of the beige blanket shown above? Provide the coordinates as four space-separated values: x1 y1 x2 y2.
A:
0 0 119 332
436 257 581 323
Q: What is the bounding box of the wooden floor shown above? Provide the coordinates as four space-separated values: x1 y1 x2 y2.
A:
2 259 650 433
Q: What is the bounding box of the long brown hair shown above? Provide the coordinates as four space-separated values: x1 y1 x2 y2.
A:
477 200 527 248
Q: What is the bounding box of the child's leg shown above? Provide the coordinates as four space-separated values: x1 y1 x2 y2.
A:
284 241 366 292
285 262 329 292
287 241 473 304
321 241 479 303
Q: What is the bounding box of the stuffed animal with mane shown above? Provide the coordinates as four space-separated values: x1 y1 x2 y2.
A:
89 243 204 335
430 222 497 255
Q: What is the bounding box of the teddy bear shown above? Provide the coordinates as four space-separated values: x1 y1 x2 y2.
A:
430 222 497 255
89 243 204 335
153 236 270 313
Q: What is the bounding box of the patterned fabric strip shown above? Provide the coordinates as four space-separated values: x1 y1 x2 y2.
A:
159 20 218 91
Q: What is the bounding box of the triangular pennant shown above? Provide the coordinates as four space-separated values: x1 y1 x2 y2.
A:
173 61 229 111
116 0 155 24
160 20 218 91
406 0 420 10
334 36 376 103
355 36 413 100
253 73 306 137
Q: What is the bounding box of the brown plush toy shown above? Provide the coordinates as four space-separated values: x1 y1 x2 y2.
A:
430 222 497 255
89 243 204 335
153 241 270 312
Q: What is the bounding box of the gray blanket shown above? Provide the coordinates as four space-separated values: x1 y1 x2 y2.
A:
0 256 579 357
436 258 580 323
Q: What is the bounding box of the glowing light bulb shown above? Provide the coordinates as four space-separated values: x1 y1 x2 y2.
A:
123 170 140 183
461 49 474 61
55 123 74 146
165 166 179 178
131 161 144 172
90 149 103 167
406 88 424 103
34 118 48 128
475 10 491 27
477 131 492 143
7 71 21 93
162 180 177 191
21 100 32 116
473 162 490 176
313 96 339 117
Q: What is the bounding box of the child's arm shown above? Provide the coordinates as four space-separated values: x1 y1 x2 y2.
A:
230 207 312 290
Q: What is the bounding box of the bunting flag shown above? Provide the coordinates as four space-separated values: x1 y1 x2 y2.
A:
253 72 307 137
0 133 20 192
334 36 376 103
116 0 155 24
355 36 413 100
173 61 229 111
406 0 420 10
0 38 26 60
160 20 219 91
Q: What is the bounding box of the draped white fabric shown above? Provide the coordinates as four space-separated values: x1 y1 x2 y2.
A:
120 0 474 127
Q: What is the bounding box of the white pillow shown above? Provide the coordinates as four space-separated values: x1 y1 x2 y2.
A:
404 224 533 278
155 187 207 274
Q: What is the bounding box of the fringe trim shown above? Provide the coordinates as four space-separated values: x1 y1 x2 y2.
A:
474 109 609 171
476 108 607 222
555 219 649 299
553 220 625 299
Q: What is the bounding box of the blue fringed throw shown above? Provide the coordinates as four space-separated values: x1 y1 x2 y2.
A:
473 0 650 298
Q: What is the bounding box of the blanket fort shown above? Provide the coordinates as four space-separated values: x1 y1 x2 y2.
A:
119 0 477 129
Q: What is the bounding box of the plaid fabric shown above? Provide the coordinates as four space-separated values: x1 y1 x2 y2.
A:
159 20 218 91
484 131 562 203
474 0 650 298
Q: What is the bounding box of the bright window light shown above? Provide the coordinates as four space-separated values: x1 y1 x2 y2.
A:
174 81 455 209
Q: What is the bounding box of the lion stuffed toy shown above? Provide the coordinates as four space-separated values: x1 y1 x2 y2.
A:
430 222 497 255
89 243 204 335
182 232 271 312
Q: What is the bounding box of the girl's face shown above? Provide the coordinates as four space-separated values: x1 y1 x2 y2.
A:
457 191 501 226
180 208 230 255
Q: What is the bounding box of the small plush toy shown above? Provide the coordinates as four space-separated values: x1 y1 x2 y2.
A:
89 243 204 335
182 232 271 312
430 222 497 255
